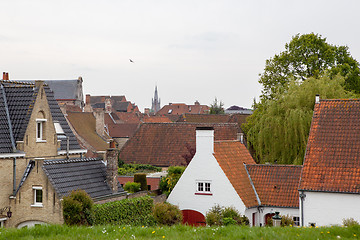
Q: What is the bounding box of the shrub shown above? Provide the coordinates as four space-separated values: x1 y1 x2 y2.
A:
134 173 148 191
153 202 183 226
62 189 93 226
117 163 162 175
93 196 156 226
223 217 237 226
123 182 141 193
205 205 223 226
160 166 185 195
281 215 294 227
206 205 249 226
343 218 360 227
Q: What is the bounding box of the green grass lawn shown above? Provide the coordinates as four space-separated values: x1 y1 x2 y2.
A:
0 224 359 240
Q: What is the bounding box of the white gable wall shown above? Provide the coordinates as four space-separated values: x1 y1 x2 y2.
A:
167 129 246 216
301 191 360 226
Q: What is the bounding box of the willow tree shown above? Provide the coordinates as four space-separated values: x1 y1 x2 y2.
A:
242 74 357 165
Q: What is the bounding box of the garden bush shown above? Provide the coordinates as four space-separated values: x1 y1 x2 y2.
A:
93 196 156 226
62 189 93 226
118 163 161 175
343 218 360 227
134 173 148 191
206 205 249 226
123 182 141 193
153 202 183 226
280 215 294 227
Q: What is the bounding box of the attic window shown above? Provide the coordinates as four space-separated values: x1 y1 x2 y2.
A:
54 121 65 135
36 119 47 142
195 180 212 196
168 109 173 114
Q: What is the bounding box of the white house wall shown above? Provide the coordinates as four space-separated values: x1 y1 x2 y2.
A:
246 207 299 227
167 151 246 216
301 191 360 226
167 130 246 217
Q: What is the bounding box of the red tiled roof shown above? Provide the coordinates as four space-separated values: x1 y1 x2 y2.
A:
246 164 302 208
107 123 139 138
157 103 210 115
119 123 239 167
181 114 231 123
299 99 360 193
105 112 141 124
142 115 172 123
213 141 258 208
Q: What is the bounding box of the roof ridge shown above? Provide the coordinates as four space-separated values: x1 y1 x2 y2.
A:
246 164 303 168
43 158 99 165
1 80 36 86
320 98 360 101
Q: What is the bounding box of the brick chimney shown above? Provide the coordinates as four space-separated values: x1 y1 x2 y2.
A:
196 127 214 155
85 94 91 105
106 140 118 193
93 108 105 138
2 72 9 80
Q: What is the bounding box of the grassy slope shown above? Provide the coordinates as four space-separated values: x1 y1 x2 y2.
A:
0 224 359 240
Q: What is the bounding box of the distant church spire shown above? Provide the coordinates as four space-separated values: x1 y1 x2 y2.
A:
151 85 161 113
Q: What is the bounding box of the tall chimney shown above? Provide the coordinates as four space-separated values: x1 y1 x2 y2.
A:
106 140 118 193
85 94 90 105
93 109 105 138
195 127 214 155
5 73 9 80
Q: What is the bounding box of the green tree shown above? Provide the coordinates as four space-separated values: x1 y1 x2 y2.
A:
62 189 94 226
209 97 225 114
259 33 360 100
243 74 357 165
159 166 185 196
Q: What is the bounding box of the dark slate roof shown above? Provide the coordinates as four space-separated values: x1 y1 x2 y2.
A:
42 86 80 150
92 103 105 109
45 80 79 100
42 158 125 198
0 86 16 153
0 80 82 153
114 101 130 112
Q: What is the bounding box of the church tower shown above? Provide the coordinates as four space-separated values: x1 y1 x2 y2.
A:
151 85 161 113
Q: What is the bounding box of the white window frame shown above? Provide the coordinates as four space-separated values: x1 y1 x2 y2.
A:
195 180 212 195
36 119 47 142
31 186 43 207
293 216 300 226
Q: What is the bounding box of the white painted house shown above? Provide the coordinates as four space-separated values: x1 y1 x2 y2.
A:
299 98 360 227
167 127 301 226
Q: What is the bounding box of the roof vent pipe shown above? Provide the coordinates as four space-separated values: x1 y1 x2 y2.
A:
315 94 320 104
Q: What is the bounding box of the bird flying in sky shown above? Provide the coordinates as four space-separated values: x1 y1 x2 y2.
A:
129 59 134 63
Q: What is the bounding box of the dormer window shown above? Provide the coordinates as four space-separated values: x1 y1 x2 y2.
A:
168 109 173 114
36 119 47 142
54 121 64 135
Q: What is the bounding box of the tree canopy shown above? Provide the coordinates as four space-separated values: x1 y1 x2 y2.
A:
210 98 225 114
243 74 357 165
259 33 360 100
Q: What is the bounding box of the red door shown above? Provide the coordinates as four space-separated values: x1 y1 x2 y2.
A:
265 213 275 226
182 210 206 226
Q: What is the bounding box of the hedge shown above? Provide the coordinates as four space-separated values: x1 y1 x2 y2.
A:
93 196 156 226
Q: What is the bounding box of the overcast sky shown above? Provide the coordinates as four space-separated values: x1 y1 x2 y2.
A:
1 0 360 111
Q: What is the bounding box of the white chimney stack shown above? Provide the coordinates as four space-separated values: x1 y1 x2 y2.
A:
315 94 320 104
196 127 214 155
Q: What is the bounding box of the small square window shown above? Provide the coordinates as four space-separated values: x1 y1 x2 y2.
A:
195 181 212 195
293 217 300 226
